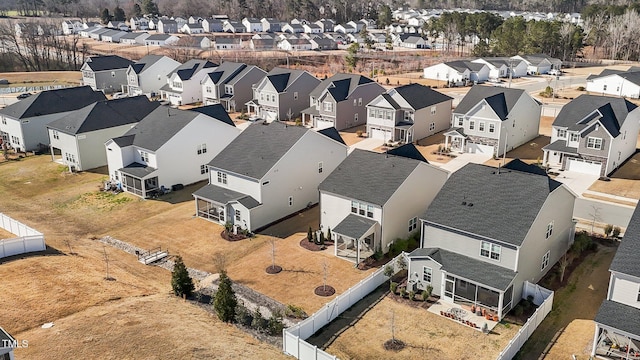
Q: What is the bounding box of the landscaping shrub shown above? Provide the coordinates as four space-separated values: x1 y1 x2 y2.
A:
425 285 433 299
235 305 253 326
604 224 613 237
514 305 524 317
373 248 383 260
421 290 429 301
390 281 398 294
400 287 407 298
384 264 394 277
577 86 586 91
213 271 237 323
572 231 594 254
251 308 268 331
307 226 313 242
285 304 307 319
171 255 195 298
267 312 285 336
613 226 621 238
409 290 415 301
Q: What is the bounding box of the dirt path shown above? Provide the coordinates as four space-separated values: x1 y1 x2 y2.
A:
516 245 617 359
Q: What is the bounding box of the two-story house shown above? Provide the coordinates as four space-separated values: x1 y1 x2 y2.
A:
157 19 178 34
511 54 562 75
301 73 385 131
81 55 134 93
193 122 348 232
160 59 218 106
444 85 541 157
542 95 640 176
125 55 181 97
47 96 159 171
586 68 640 99
407 160 577 320
130 17 149 30
260 18 283 32
592 205 640 358
201 61 266 112
105 104 240 198
242 17 262 32
246 68 320 122
366 83 453 143
202 18 224 33
319 144 449 263
0 86 106 152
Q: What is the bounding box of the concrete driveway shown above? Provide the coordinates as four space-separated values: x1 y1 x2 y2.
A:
348 138 384 153
438 152 494 173
551 171 599 196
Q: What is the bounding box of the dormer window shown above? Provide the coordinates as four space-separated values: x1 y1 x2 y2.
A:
557 129 566 138
569 133 579 142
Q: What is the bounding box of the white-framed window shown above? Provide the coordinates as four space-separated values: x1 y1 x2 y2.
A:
479 122 485 132
431 106 436 115
422 266 432 283
557 129 566 138
385 111 392 120
217 172 227 184
366 205 373 218
368 108 375 117
351 201 358 213
225 85 233 94
318 162 323 173
489 123 495 133
359 203 366 216
587 137 603 150
197 143 207 155
205 86 212 93
1 118 5 125
358 98 362 106
546 221 553 239
172 81 182 89
52 130 59 140
469 120 475 130
541 251 550 270
260 93 264 101
200 164 208 174
569 133 579 142
323 101 333 112
140 151 149 162
354 113 358 122
404 111 412 121
288 196 293 206
429 122 435 131
235 209 241 221
408 217 417 231
480 241 501 261
353 99 357 106
293 91 298 100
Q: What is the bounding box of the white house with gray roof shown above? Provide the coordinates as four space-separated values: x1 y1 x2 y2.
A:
366 83 453 143
201 62 266 112
160 59 218 105
126 55 181 96
193 122 348 232
105 104 240 198
81 55 134 93
0 86 106 152
319 144 449 263
510 54 561 75
301 73 385 131
542 94 640 176
445 85 541 157
47 96 159 171
407 160 576 320
119 32 150 45
586 68 640 99
144 34 179 46
593 204 640 358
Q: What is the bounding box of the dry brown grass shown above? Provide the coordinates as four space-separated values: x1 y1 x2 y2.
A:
339 125 367 146
415 132 454 164
484 135 550 168
589 179 640 200
582 192 638 206
0 227 15 239
543 319 596 360
327 297 520 360
0 71 82 85
14 293 290 360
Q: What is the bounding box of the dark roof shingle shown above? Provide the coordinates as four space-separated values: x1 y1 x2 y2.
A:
84 55 134 72
0 86 106 119
454 85 525 120
610 204 640 277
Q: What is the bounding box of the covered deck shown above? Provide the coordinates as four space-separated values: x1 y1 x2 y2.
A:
119 162 159 198
333 214 378 264
593 300 640 359
192 183 260 226
443 127 467 153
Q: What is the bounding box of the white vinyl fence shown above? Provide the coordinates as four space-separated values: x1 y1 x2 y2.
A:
0 213 46 259
495 282 554 360
283 253 407 360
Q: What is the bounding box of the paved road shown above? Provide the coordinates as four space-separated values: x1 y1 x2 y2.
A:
574 197 635 229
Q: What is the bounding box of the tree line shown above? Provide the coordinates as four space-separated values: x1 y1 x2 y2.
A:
582 4 640 61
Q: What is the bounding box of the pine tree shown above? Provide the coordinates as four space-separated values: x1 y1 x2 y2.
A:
133 3 142 18
214 270 237 323
308 226 313 242
100 8 112 24
113 6 125 21
142 0 159 15
171 255 195 298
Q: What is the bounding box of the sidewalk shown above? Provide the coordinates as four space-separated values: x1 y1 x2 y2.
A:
583 190 639 204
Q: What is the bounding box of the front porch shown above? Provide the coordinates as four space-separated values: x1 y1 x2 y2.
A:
542 140 578 171
119 162 159 198
333 214 378 264
443 127 467 153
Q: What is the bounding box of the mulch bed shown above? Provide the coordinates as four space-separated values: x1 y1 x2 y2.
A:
356 255 393 270
314 285 336 297
383 339 406 351
299 238 333 251
265 265 282 274
220 230 247 242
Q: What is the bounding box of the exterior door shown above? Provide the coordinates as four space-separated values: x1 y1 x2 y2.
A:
443 277 455 303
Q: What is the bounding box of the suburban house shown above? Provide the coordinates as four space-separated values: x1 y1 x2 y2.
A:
471 58 509 80
105 104 240 198
315 19 334 32
246 68 320 122
0 327 16 360
407 160 577 320
366 84 453 143
242 17 262 32
126 55 181 97
542 94 640 176
202 18 224 33
119 32 150 45
250 37 276 50
107 21 129 31
201 61 266 112
444 85 541 157
0 86 106 152
301 73 385 130
193 122 348 231
181 23 204 35
176 35 213 49
157 19 178 34
188 16 203 24
62 19 83 35
303 23 322 33
282 23 304 34
319 145 449 263
100 30 127 43
335 24 356 33
423 61 489 85
160 59 218 106
222 21 245 33
592 204 640 358
81 55 134 93
511 54 562 75
261 18 284 32
277 37 312 51
214 37 242 50
310 37 337 50
47 96 159 171
130 17 149 30
586 68 640 99
144 34 179 46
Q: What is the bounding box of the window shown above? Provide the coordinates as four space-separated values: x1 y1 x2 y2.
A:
205 86 212 93
429 122 435 131
260 93 264 101
354 113 358 122
422 266 432 283
431 106 436 115
367 205 373 218
200 164 208 174
111 71 115 77
587 137 603 150
480 241 501 261
353 99 357 106
323 101 333 112
225 85 233 94
479 122 485 132
489 123 495 133
262 180 270 186
293 91 298 100
359 203 366 216
569 133 579 142
469 120 475 130
541 251 550 270
404 111 412 121
172 81 182 89
457 117 463 126
557 129 566 138
546 221 553 239
140 151 149 162
385 111 392 120
1 118 5 125
52 130 59 140
318 162 323 173
603 84 607 91
358 98 362 106
217 172 227 184
288 196 293 206
408 217 417 231
351 201 358 213
197 143 207 155
369 108 375 117
235 209 241 221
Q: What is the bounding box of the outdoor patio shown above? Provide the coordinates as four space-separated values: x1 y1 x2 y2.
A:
428 299 499 332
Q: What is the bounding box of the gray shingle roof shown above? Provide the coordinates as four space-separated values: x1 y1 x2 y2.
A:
131 54 168 74
595 300 640 337
192 183 260 208
47 96 159 134
423 161 564 246
83 55 133 72
119 162 157 178
0 86 106 119
332 214 378 239
386 143 427 162
265 67 315 93
454 85 525 121
170 59 217 81
145 34 173 41
319 148 425 206
610 205 640 277
317 127 345 145
408 248 516 291
542 139 578 154
205 62 246 85
552 95 637 138
393 83 453 110
309 73 376 101
120 32 148 40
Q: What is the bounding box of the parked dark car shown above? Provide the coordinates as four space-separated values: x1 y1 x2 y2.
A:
16 93 31 99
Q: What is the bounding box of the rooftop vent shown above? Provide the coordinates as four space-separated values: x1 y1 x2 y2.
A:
461 201 467 206
467 203 473 207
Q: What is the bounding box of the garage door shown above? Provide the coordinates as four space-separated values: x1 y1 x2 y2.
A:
566 158 602 175
370 127 392 141
467 143 494 154
262 110 277 122
315 119 335 130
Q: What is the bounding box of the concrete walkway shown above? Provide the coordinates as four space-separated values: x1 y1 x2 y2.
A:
348 138 384 153
438 152 493 173
583 190 639 204
551 171 599 196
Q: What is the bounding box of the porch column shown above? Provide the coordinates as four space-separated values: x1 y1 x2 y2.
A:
194 197 200 218
497 291 504 319
444 135 449 149
542 150 549 166
50 145 55 162
357 237 361 264
590 324 599 356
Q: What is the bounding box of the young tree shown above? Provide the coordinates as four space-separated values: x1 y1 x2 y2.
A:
307 226 313 242
345 43 359 69
214 270 237 322
326 227 332 242
171 255 195 298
